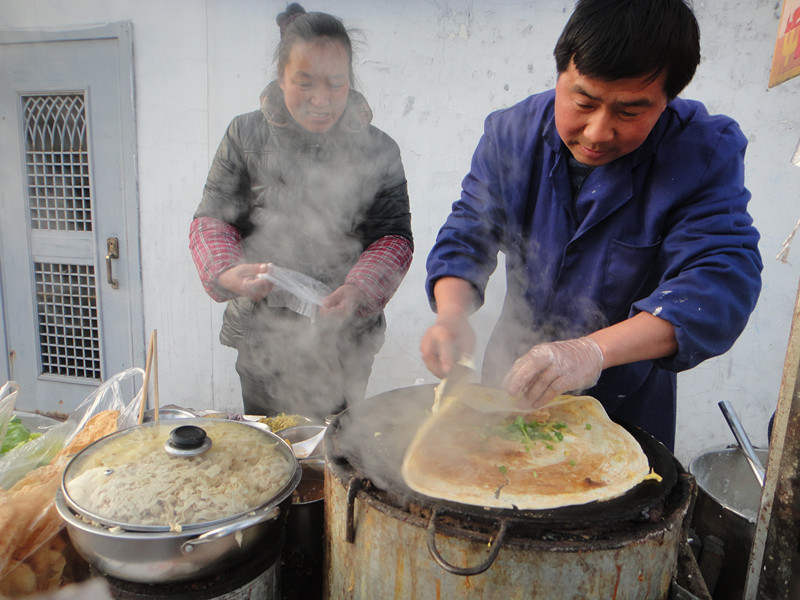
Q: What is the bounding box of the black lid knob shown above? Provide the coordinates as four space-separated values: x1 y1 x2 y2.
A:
169 425 207 450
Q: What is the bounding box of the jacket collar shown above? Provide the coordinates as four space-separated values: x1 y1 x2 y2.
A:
539 95 684 235
259 80 373 138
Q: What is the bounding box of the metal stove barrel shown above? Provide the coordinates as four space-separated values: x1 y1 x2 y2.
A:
323 384 695 600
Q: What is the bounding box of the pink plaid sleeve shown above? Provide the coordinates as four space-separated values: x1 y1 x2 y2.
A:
345 235 413 317
189 217 244 302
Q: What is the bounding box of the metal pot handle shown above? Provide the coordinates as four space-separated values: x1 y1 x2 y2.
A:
345 477 363 543
181 505 281 554
426 507 508 576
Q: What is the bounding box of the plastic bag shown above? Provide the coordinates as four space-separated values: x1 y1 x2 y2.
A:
0 381 20 453
0 368 145 595
0 381 68 491
0 368 145 490
259 263 333 321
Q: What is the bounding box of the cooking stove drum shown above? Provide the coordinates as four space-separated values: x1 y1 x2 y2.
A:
324 383 695 596
96 536 282 600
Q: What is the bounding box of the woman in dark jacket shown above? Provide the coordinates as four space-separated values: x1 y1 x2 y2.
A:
190 4 413 419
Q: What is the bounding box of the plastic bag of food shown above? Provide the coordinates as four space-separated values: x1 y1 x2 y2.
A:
0 382 66 492
1 415 42 455
0 368 145 491
0 382 20 451
0 368 145 596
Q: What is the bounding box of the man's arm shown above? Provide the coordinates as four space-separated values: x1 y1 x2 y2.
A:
589 312 677 368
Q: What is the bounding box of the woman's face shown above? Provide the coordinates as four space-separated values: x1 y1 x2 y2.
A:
279 39 350 134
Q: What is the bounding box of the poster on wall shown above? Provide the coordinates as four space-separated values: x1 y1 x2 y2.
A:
769 0 800 87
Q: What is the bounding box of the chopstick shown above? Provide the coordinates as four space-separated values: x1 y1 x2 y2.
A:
152 330 159 421
138 330 158 424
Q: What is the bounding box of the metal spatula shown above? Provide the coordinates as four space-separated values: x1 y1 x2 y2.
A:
433 358 479 413
719 400 766 487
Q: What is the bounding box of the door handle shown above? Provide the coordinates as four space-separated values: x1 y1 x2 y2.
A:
106 237 119 289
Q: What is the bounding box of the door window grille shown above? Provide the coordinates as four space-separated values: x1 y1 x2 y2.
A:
23 93 101 381
34 262 101 380
23 94 92 231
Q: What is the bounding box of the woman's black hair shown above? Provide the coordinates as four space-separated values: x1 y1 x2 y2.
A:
274 4 356 83
553 0 700 100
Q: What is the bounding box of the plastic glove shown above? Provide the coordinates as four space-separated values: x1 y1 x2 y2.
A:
503 337 604 410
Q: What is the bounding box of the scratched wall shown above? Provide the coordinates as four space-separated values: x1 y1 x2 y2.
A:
0 0 798 465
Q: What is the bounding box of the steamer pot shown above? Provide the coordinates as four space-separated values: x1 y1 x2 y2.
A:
55 418 300 583
688 446 768 600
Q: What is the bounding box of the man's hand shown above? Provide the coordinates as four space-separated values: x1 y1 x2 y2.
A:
319 284 366 320
420 315 477 379
503 337 604 409
216 263 272 302
421 277 479 378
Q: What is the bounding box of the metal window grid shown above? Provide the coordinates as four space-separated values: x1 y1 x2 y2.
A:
34 262 101 380
22 94 92 231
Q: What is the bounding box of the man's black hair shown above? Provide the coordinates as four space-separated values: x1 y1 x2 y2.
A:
554 0 700 100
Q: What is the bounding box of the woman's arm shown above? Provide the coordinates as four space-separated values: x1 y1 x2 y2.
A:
189 217 244 302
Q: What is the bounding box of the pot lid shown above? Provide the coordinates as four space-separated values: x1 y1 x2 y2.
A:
62 418 299 532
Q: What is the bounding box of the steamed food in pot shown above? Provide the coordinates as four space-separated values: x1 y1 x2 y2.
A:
64 420 294 530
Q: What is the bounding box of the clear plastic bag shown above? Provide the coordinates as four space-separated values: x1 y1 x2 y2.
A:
0 381 20 452
0 368 145 595
0 381 68 491
259 263 333 321
0 368 145 491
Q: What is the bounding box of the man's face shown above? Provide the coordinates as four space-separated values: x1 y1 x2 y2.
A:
279 39 350 134
554 60 668 166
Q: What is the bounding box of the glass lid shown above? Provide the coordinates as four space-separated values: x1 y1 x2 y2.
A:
62 418 299 532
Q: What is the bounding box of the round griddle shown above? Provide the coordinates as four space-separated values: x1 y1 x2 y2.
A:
327 384 680 534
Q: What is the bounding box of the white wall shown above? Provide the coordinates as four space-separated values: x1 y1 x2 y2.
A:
1 0 798 466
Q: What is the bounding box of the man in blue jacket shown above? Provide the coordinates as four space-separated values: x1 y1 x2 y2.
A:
421 0 762 450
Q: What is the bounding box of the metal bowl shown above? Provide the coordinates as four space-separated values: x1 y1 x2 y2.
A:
276 425 326 475
141 404 199 423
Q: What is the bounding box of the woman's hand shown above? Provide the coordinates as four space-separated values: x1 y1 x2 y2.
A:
216 263 272 302
319 283 366 320
503 337 604 409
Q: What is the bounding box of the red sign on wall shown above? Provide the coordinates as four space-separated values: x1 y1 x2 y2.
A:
769 0 800 87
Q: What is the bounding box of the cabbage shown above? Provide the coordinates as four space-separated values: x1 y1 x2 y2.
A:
0 416 41 454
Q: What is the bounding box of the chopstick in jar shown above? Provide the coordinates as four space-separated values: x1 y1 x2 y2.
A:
152 330 159 421
138 330 157 424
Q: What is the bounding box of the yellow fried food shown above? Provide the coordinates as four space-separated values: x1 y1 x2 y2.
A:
258 413 305 431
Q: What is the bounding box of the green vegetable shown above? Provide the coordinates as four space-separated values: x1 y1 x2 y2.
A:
1 416 41 454
495 416 569 451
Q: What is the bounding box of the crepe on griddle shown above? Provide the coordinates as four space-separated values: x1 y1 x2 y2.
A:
401 391 652 510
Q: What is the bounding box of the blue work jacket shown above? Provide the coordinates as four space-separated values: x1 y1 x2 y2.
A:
426 90 762 450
